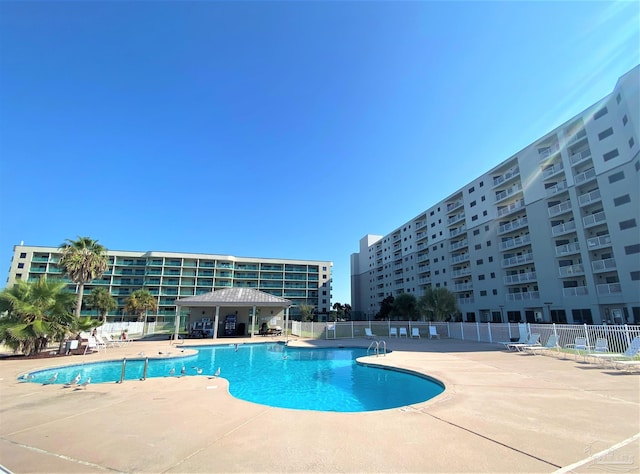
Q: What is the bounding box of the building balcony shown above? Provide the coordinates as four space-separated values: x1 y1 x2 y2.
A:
497 216 528 235
592 258 616 273
542 162 564 180
548 200 573 218
495 183 523 203
416 231 428 241
457 297 475 305
578 189 601 207
558 264 584 277
586 234 612 250
492 166 521 187
418 276 431 284
501 253 534 268
497 200 525 218
449 239 468 252
597 283 622 295
504 272 537 285
453 282 473 292
417 254 430 263
447 213 465 225
562 286 588 297
450 253 470 264
446 200 464 212
583 211 606 228
545 181 569 197
569 147 592 165
506 291 540 302
451 267 471 278
538 142 560 161
551 221 576 236
566 128 587 145
555 242 581 257
499 234 531 251
415 220 426 229
574 167 596 185
450 226 467 238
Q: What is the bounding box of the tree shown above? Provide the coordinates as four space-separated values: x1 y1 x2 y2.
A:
418 287 458 322
298 304 315 322
58 237 109 318
86 287 117 325
391 293 419 320
0 276 77 355
125 289 157 325
376 296 394 320
343 304 352 320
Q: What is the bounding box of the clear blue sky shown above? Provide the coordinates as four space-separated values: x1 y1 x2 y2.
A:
0 1 638 305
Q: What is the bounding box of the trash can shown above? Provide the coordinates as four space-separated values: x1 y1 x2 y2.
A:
237 323 246 337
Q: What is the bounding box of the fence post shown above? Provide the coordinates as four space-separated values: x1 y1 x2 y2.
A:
508 323 512 340
351 321 354 339
623 324 631 346
488 322 492 343
583 324 590 348
476 322 480 342
460 322 465 341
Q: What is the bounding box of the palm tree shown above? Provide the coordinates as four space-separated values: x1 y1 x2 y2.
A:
58 237 109 318
0 276 76 355
418 287 458 321
125 289 157 334
86 287 117 325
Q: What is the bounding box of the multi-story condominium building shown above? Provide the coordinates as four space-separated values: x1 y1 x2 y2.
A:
6 246 332 321
351 66 640 325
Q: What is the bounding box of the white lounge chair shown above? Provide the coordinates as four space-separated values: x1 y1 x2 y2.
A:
499 325 529 350
411 327 421 339
590 337 640 368
522 334 559 355
389 327 398 338
364 328 376 339
428 326 439 339
399 327 408 338
566 337 590 361
507 333 540 352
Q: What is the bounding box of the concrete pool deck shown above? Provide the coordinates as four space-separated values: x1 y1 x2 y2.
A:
0 336 638 473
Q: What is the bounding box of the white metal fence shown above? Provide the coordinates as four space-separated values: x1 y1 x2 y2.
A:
291 320 640 352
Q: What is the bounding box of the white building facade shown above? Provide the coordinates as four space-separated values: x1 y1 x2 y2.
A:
7 246 332 321
351 67 640 325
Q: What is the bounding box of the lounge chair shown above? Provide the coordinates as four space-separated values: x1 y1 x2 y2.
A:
399 327 408 338
499 329 528 351
428 326 439 339
83 337 100 355
590 337 640 368
566 337 590 361
506 333 540 352
411 327 421 339
364 327 376 339
389 327 398 338
522 334 559 355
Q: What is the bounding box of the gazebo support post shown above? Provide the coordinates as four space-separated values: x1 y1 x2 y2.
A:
251 305 257 339
173 306 180 344
213 306 220 339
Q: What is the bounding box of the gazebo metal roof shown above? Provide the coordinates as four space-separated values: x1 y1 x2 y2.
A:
174 287 292 308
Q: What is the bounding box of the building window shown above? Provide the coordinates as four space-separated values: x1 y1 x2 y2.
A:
614 195 631 206
481 195 486 201
603 149 619 161
17 263 24 269
19 252 26 258
492 289 498 295
483 210 488 216
616 93 621 104
475 244 481 250
473 229 480 236
480 290 487 296
478 274 485 280
631 271 640 281
476 259 483 265
630 137 635 148
598 128 613 140
468 186 475 193
472 215 478 221
620 219 637 230
470 200 476 207
625 244 640 255
486 241 491 247
490 272 495 278
488 256 493 263
16 273 22 279
623 114 628 126
609 171 625 183
479 181 484 187
593 107 608 120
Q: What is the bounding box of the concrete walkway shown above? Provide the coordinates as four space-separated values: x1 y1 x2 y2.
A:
0 336 638 473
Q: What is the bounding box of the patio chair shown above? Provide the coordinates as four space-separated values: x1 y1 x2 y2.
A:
506 333 540 352
566 337 591 361
399 327 408 338
389 327 398 338
428 326 439 339
522 334 559 355
83 337 100 355
364 327 376 339
499 330 528 351
590 337 640 368
411 327 421 339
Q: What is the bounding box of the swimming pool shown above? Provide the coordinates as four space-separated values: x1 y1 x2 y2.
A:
20 343 444 412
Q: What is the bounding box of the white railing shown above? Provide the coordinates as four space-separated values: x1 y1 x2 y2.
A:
578 189 601 207
499 234 531 251
555 242 580 257
592 258 616 272
502 253 534 268
586 234 611 249
447 213 465 225
451 267 472 278
567 129 587 145
583 211 606 228
450 239 468 251
503 272 537 285
450 226 467 238
450 253 470 264
497 216 528 234
563 286 588 297
558 264 584 277
294 321 640 354
505 291 539 301
597 283 622 295
497 200 525 217
551 220 576 236
542 163 564 179
447 200 463 212
538 143 560 160
495 183 523 203
548 200 572 217
570 148 592 165
574 167 596 185
492 166 521 187
545 181 569 196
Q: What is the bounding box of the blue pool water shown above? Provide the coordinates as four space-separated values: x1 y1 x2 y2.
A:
20 343 444 412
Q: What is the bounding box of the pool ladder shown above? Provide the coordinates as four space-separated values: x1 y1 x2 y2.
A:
367 340 386 357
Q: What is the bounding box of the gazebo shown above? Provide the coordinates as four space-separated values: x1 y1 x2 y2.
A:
173 288 292 339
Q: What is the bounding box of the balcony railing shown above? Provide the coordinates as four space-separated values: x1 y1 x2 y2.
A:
457 297 475 305
453 282 473 292
495 183 523 203
586 234 611 250
542 162 564 179
499 234 531 251
597 283 622 295
450 253 470 264
545 181 569 197
497 200 525 217
501 253 534 268
548 200 573 217
503 272 537 285
451 267 471 278
497 216 528 235
563 286 588 296
569 147 592 165
592 258 616 272
555 242 581 257
566 129 587 145
449 239 468 251
446 200 464 212
558 264 584 277
574 167 596 185
506 291 539 301
582 211 606 228
578 189 601 207
551 220 576 236
538 142 560 160
492 166 521 187
447 213 465 225
450 226 467 238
